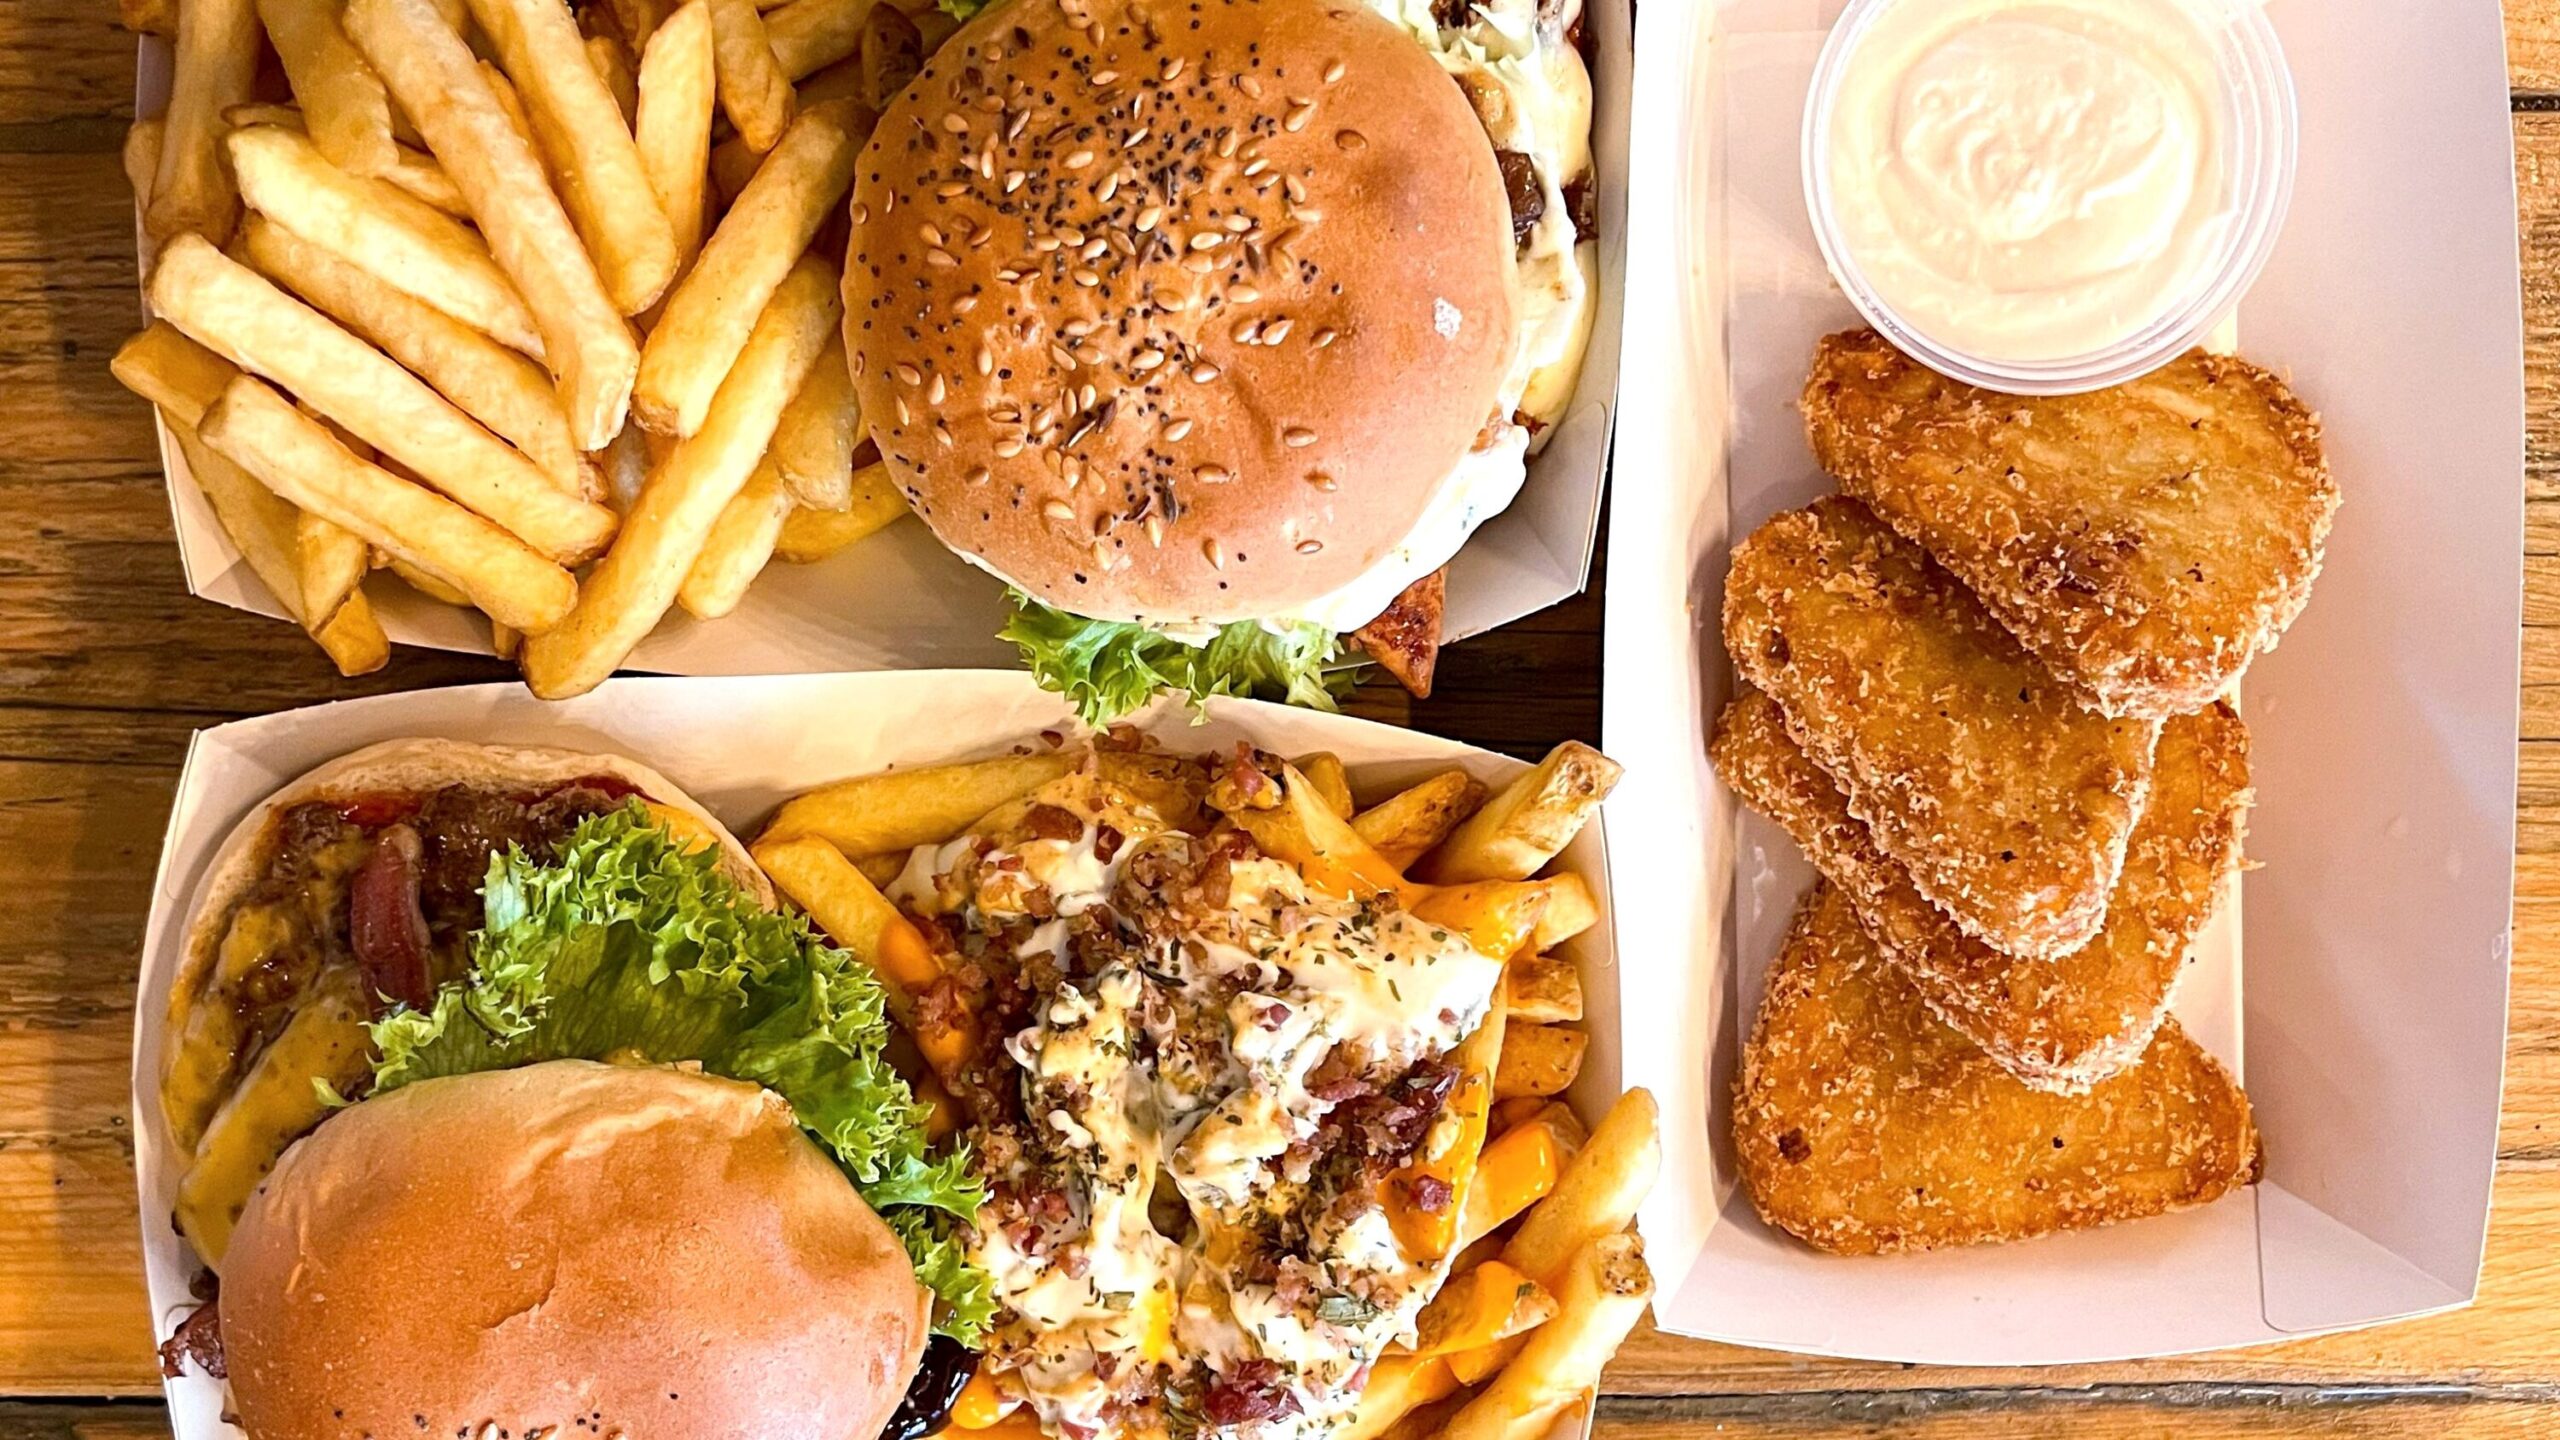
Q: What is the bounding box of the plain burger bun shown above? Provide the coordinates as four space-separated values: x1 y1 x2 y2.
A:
220 1061 931 1440
847 0 1518 626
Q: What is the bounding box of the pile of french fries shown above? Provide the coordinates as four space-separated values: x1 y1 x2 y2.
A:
748 738 1661 1440
113 0 954 689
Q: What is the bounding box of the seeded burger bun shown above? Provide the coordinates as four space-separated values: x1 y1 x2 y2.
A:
847 0 1519 626
219 1061 931 1440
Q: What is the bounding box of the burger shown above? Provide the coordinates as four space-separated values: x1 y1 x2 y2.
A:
151 739 986 1437
845 0 1600 721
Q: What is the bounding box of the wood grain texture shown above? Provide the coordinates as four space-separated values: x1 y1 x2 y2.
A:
0 6 2545 1438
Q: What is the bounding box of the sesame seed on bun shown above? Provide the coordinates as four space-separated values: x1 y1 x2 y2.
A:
845 0 1519 628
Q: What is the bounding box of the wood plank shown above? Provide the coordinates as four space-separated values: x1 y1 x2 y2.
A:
2514 0 2560 96
1594 1396 2560 1438
0 4 135 135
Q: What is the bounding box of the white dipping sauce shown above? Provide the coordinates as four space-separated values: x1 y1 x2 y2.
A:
1823 0 2230 363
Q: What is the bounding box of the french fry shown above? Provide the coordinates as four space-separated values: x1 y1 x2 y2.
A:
1494 1024 1588 1100
384 555 472 605
521 255 839 697
636 98 865 435
480 61 538 149
760 751 1080 853
239 216 588 495
226 124 545 356
634 0 716 267
1454 1104 1579 1253
166 414 392 676
769 330 860 509
762 0 871 81
122 0 177 37
347 0 643 449
230 105 478 216
1351 769 1489 871
858 1 925 109
466 0 680 315
1529 873 1600 950
1211 758 1412 901
491 616 522 659
149 0 260 243
704 0 795 151
113 324 238 424
1294 752 1355 820
150 235 618 564
1439 1233 1653 1440
1386 995 1502 1261
1412 1260 1558 1359
1411 882 1551 962
199 377 579 632
603 0 676 45
588 34 640 125
1341 1354 1461 1440
296 508 372 625
257 0 399 176
752 833 973 1076
677 456 791 618
124 118 167 213
707 132 764 205
1501 1088 1659 1286
1417 741 1623 884
775 460 908 559
1504 950 1584 1025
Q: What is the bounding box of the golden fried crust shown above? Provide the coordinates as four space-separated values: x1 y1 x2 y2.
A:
1712 692 2252 1091
1803 330 2338 720
1732 884 2263 1256
1721 497 2162 961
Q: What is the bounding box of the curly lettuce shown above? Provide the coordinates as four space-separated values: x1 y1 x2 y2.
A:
1001 591 1361 726
367 804 990 1342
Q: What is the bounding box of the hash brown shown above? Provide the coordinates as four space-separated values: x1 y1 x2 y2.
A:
1722 497 2163 961
1803 330 2338 720
1732 883 2263 1256
1712 691 2252 1092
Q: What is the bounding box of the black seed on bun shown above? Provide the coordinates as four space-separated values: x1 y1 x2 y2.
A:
845 0 1518 626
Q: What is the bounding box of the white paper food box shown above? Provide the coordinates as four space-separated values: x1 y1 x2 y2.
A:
1603 0 2524 1363
132 0 1631 673
132 674 1618 1439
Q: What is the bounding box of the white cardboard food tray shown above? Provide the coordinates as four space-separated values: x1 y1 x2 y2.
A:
131 673 1617 1439
1604 0 2525 1363
132 0 1630 672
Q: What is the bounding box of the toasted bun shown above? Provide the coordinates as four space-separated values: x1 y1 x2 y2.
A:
221 1061 931 1440
161 739 767 1134
846 0 1518 625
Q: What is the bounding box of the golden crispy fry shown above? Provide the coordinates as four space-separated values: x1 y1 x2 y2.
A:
383 556 471 605
1212 757 1413 901
1723 498 2162 962
1352 769 1489 870
124 118 166 216
239 216 588 495
1293 752 1355 819
1805 330 2339 720
149 235 618 564
759 751 1080 852
1503 950 1583 1025
1733 883 2263 1255
347 0 641 449
295 507 371 625
226 124 544 355
166 413 392 676
1493 1023 1586 1100
636 98 865 435
1528 873 1598 950
257 0 399 176
704 0 795 150
1412 1260 1557 1359
857 2 925 109
588 34 640 124
1712 689 2251 1090
769 330 861 509
1440 1233 1652 1440
199 377 579 632
1417 741 1620 885
762 0 873 81
1341 1355 1462 1440
149 0 259 243
113 324 237 424
677 456 791 618
1500 1087 1657 1286
1454 1103 1580 1253
521 256 840 696
122 0 177 36
774 460 908 558
634 0 717 267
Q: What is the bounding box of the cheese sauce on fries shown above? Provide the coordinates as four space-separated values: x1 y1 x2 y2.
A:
888 748 1506 1439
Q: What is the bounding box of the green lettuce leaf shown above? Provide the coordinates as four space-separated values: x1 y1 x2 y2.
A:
367 804 990 1341
1000 591 1361 726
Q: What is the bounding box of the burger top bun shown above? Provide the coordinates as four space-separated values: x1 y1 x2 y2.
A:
847 0 1519 626
220 1061 931 1440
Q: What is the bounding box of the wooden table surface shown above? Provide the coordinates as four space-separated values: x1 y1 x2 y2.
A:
6 4 2558 1438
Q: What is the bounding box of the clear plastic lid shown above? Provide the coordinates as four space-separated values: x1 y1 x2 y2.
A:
1802 0 2298 395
